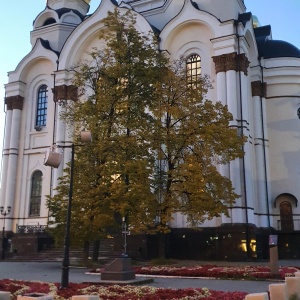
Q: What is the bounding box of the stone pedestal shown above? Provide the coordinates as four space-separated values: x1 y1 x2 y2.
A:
245 293 269 300
285 277 300 299
269 246 279 276
294 271 300 277
0 291 11 300
101 257 135 281
269 283 288 300
72 296 99 300
17 294 53 300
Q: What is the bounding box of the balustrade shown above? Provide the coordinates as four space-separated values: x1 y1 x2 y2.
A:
16 225 47 234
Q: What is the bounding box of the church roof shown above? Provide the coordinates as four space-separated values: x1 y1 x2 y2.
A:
53 7 85 20
39 38 60 57
254 25 300 59
262 40 300 59
238 12 252 27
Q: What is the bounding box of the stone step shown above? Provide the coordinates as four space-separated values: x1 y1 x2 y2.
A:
6 238 118 263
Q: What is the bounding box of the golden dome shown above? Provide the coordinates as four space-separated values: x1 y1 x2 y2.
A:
252 15 260 28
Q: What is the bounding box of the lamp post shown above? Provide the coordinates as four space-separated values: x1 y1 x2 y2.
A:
60 142 75 288
122 217 127 255
0 206 11 260
44 130 91 288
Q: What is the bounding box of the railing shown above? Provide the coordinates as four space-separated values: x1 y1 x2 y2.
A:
277 219 300 231
16 225 48 234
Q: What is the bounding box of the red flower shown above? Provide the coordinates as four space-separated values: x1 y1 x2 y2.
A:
0 279 247 300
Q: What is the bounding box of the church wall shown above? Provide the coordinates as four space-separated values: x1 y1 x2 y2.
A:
160 20 218 106
159 12 258 228
193 0 246 21
4 0 300 260
9 58 56 231
131 0 245 31
31 24 76 52
263 58 300 230
267 95 300 200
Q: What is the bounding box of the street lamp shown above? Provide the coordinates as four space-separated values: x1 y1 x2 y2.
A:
44 130 91 288
122 217 128 255
0 205 11 260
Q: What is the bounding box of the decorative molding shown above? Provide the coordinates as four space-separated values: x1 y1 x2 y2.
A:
212 52 250 75
53 85 78 102
212 55 226 73
225 52 238 72
5 95 24 110
238 53 250 75
251 81 267 98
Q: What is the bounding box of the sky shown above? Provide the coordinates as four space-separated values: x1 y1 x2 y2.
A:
0 0 299 165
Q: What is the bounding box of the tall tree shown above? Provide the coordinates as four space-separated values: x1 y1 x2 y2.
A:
47 9 166 247
150 59 245 224
47 8 245 257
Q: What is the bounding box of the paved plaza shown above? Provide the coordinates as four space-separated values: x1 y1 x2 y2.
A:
0 261 296 293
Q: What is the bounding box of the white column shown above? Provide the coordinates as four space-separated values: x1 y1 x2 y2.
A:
252 80 270 228
261 94 271 226
216 71 227 105
53 104 66 192
216 71 231 225
226 70 243 223
253 94 268 227
0 109 13 208
217 71 229 178
5 108 22 231
63 102 74 170
240 73 255 224
55 104 66 145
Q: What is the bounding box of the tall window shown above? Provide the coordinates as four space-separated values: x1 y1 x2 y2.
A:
29 171 43 216
280 201 294 231
36 85 48 127
186 54 201 87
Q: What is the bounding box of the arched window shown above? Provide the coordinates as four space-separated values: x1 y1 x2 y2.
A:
280 201 294 231
36 85 48 128
43 18 56 26
186 54 201 87
29 171 43 216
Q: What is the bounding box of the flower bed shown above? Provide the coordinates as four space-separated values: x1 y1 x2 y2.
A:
0 279 247 300
133 265 299 280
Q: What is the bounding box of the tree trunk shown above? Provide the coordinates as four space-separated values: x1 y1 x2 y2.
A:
83 241 90 265
158 233 166 259
92 240 100 262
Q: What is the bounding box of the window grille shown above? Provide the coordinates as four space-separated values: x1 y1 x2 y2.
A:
36 85 48 127
186 54 201 87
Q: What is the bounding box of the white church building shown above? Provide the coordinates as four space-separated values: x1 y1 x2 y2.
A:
2 0 300 260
